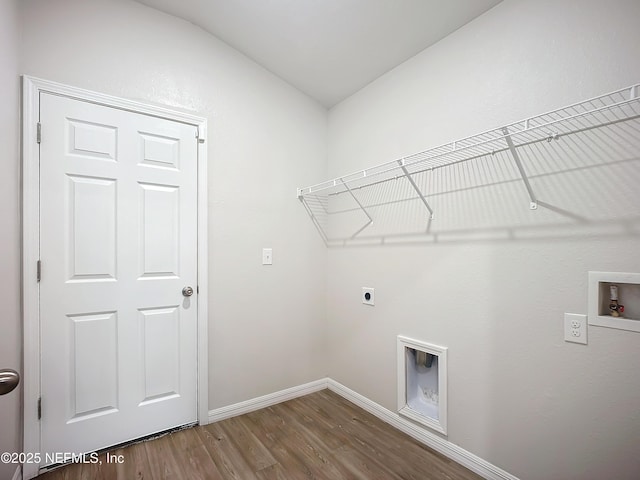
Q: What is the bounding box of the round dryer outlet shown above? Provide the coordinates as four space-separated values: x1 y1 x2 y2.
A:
362 287 375 306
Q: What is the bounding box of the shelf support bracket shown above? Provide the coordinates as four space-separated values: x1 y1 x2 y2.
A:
298 195 329 246
340 179 373 238
398 160 435 220
501 127 538 210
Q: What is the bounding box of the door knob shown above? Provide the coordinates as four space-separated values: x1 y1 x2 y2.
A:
182 286 194 297
0 369 19 396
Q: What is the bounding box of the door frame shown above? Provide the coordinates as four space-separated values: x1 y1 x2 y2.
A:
22 76 209 479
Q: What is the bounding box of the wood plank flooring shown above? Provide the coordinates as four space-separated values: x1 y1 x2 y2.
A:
36 389 482 480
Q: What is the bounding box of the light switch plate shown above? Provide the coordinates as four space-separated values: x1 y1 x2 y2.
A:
564 313 587 344
262 248 273 265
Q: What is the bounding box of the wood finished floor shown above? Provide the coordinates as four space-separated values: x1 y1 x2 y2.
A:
37 389 482 480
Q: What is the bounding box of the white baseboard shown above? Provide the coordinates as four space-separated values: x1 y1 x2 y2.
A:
12 465 22 480
208 378 328 423
207 377 517 480
327 379 519 480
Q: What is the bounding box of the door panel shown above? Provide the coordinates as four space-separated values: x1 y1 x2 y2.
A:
139 183 180 277
139 131 180 170
69 312 119 419
67 118 117 161
139 306 181 403
68 175 117 281
39 92 198 460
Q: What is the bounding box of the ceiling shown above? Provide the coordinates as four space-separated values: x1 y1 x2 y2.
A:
135 0 502 107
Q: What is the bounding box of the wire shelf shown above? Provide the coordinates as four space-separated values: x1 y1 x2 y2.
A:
298 84 640 245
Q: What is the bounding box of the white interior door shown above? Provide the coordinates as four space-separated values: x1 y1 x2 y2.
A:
39 92 198 461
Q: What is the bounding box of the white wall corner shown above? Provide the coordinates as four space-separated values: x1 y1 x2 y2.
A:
327 379 519 480
208 378 329 423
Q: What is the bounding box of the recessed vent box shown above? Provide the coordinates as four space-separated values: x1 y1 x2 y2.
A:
397 336 447 435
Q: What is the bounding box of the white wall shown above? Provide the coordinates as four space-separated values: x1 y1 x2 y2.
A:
0 1 22 479
326 1 640 479
19 0 327 413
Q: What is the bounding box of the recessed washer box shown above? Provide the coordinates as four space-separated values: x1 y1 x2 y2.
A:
588 271 640 333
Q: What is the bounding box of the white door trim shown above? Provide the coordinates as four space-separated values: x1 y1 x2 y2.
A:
22 76 209 480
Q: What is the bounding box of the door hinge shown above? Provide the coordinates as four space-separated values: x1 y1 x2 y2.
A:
196 127 205 144
37 397 42 420
37 122 42 144
37 260 41 282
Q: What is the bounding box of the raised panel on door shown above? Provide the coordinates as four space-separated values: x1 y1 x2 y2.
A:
139 183 180 279
68 311 119 421
138 306 181 405
67 118 117 162
138 131 180 170
67 175 117 282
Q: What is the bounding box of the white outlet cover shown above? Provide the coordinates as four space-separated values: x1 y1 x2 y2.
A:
564 313 587 344
362 287 375 306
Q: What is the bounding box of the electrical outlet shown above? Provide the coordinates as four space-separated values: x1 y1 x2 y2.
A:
362 287 375 306
564 313 587 344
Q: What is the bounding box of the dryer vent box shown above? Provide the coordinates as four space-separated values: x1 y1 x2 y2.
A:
397 336 447 435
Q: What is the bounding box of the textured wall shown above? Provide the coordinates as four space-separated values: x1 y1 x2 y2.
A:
326 1 640 478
